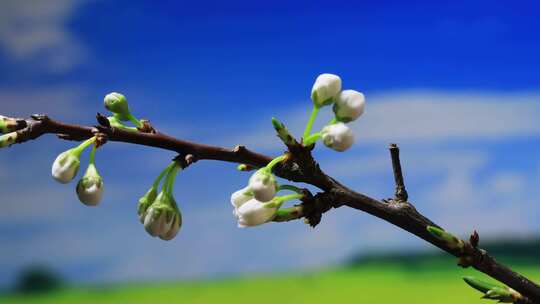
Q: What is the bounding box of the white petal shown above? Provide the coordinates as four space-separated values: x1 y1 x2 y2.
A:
321 123 354 152
333 90 365 122
236 199 277 227
51 152 80 184
311 74 342 107
230 186 252 208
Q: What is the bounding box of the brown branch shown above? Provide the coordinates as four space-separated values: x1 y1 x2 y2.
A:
4 114 540 303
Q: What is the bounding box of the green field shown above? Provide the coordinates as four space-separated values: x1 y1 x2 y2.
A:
3 261 540 304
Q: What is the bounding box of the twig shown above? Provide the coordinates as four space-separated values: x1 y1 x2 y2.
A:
389 143 408 202
2 113 540 302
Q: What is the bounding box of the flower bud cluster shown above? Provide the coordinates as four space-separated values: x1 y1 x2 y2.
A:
230 155 303 228
51 137 105 206
137 162 182 240
306 73 367 152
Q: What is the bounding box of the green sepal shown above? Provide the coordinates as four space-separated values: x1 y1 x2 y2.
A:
426 226 464 250
311 90 333 107
138 187 158 216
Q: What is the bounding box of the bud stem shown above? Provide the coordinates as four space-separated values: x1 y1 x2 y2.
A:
303 105 320 140
153 162 176 190
127 113 143 128
327 117 338 125
276 193 304 204
303 132 322 146
278 184 304 194
108 116 138 132
265 154 287 172
164 162 181 197
88 144 97 165
73 136 97 157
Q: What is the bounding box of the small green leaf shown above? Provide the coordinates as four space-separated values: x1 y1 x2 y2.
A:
463 276 500 293
272 117 295 145
426 226 464 250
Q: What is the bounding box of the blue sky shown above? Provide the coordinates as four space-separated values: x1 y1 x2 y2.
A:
1 0 540 287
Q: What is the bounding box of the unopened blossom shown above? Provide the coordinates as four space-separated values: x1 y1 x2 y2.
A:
76 163 104 206
159 212 182 241
231 186 253 217
321 122 354 152
333 90 365 122
248 170 277 202
236 198 279 228
104 92 131 121
143 191 181 240
311 73 342 107
51 149 81 183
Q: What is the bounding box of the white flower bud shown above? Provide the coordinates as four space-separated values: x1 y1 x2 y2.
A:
51 149 81 184
144 207 173 237
321 122 354 152
311 73 342 107
143 191 179 239
231 186 253 218
236 198 279 228
248 170 277 202
333 90 365 122
76 164 104 206
159 212 182 241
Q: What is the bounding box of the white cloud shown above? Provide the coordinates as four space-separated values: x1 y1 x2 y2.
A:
357 90 540 143
0 86 91 119
0 0 88 73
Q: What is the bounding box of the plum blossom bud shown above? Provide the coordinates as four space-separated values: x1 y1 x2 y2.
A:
104 92 131 121
311 74 342 107
333 90 366 122
159 212 182 241
231 187 253 217
236 198 279 228
143 191 181 239
51 149 81 183
248 170 277 202
76 163 104 206
138 187 158 223
321 122 354 152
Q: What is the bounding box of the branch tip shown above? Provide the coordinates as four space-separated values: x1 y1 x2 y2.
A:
388 143 408 202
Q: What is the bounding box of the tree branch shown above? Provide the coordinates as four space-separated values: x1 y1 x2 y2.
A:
4 114 540 303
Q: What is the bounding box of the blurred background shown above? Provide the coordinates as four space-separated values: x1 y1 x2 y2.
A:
1 0 539 303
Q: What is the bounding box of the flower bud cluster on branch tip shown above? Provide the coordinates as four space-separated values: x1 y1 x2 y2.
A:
231 155 303 227
138 162 182 240
103 92 143 130
463 277 523 303
301 73 366 151
51 137 105 206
